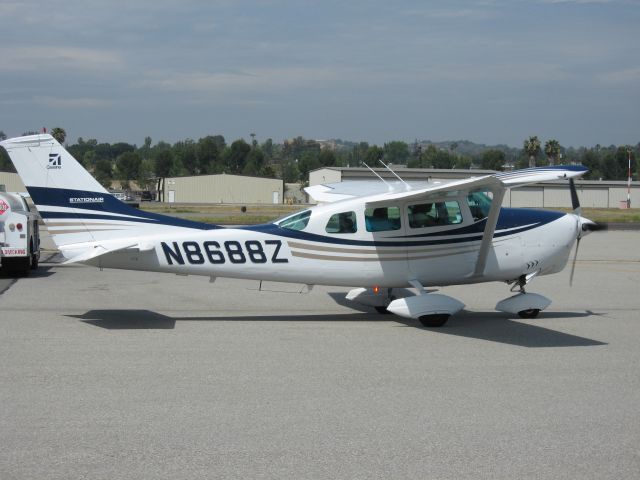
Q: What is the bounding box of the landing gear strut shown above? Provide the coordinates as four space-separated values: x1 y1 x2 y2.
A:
512 275 540 319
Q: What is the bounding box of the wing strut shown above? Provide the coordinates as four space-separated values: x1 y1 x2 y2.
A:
471 188 506 278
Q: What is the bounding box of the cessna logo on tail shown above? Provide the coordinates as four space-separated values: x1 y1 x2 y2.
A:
47 153 61 169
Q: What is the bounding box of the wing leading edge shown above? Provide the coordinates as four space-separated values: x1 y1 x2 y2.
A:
305 165 588 204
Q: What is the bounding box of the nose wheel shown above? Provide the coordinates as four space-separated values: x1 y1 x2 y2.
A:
512 277 542 317
517 308 540 319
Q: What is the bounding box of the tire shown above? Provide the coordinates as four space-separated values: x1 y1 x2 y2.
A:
30 239 38 270
518 308 540 319
418 314 450 328
30 253 38 270
374 294 395 314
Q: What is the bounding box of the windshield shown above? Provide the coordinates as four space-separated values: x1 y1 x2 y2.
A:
467 191 493 221
277 210 311 231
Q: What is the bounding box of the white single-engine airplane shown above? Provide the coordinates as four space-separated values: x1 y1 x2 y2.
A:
1 134 604 327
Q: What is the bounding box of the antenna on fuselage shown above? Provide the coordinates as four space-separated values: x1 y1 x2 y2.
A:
362 162 392 190
379 159 410 191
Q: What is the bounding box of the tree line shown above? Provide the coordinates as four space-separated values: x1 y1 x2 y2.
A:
1 128 638 188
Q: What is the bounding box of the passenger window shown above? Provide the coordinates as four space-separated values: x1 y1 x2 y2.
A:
278 210 311 231
325 211 357 234
408 201 462 228
365 206 401 232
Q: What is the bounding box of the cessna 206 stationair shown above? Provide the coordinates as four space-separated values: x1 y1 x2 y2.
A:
1 134 603 327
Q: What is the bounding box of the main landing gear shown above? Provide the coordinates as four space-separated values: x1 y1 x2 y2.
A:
346 281 465 328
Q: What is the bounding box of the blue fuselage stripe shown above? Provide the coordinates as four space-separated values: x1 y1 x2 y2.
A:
28 186 220 230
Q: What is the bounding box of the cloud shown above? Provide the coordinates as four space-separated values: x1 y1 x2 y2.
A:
0 46 124 73
596 66 640 85
541 0 618 4
33 96 113 108
136 66 371 96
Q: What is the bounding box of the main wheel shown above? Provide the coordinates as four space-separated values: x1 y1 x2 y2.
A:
518 308 540 319
374 294 395 314
418 314 450 328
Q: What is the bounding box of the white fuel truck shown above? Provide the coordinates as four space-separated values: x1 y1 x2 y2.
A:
0 192 40 275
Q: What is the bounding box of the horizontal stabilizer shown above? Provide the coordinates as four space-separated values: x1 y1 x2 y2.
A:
61 240 155 264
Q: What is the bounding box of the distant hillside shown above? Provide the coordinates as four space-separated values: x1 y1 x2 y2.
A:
419 140 519 159
329 138 521 160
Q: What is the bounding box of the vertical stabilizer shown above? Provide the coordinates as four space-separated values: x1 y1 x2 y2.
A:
1 134 107 193
1 134 215 251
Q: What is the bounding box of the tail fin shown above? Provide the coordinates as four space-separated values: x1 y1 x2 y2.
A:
1 134 216 250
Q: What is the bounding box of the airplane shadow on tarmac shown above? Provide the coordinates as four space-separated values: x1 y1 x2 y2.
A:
70 298 608 349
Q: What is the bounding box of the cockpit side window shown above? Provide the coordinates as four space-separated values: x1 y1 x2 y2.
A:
278 210 311 231
365 206 401 232
325 211 357 234
467 191 493 221
408 201 462 228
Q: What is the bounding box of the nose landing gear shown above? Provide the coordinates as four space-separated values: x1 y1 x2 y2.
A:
496 274 550 319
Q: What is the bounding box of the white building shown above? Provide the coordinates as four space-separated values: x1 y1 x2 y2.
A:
161 173 283 204
309 167 640 209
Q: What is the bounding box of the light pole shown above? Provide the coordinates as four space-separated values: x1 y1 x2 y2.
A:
627 148 632 209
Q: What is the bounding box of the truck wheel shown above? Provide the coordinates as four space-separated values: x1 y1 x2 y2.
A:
30 239 38 270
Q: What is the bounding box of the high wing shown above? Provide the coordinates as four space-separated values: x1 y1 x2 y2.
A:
305 165 588 204
307 165 588 278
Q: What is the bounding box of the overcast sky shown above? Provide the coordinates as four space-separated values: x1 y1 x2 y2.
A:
0 0 638 148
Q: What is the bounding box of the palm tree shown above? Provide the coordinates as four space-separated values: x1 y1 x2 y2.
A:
51 127 67 144
523 136 541 168
544 139 561 166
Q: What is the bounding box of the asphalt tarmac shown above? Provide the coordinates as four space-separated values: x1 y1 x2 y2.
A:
1 231 639 479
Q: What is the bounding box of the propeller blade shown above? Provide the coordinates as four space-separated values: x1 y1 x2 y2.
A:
569 236 581 287
569 178 581 216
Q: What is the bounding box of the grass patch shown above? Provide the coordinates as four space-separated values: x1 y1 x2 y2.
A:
184 215 277 225
543 208 640 223
141 203 300 215
139 202 305 225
